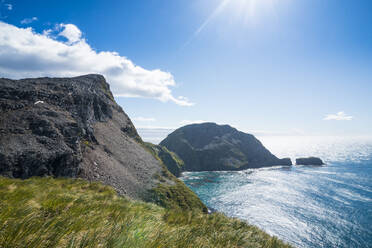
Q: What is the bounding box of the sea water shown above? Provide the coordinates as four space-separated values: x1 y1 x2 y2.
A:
180 136 372 248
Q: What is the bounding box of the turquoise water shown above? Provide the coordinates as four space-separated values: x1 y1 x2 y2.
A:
180 136 372 248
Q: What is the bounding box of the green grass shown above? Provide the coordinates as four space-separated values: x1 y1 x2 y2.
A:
149 180 208 213
141 142 208 213
143 142 184 177
0 177 292 248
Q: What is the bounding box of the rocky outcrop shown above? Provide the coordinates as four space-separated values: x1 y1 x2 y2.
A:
0 74 206 211
296 157 324 166
160 123 292 171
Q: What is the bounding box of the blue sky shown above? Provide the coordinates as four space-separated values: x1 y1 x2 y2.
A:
1 0 371 140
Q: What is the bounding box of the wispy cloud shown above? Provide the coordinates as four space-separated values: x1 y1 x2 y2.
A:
324 111 353 121
20 17 38 24
179 120 208 126
0 21 193 106
4 3 12 10
136 127 175 144
58 23 82 44
133 117 156 122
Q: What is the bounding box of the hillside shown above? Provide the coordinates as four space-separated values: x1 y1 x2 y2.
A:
0 176 292 248
0 74 204 211
160 123 292 171
144 143 184 177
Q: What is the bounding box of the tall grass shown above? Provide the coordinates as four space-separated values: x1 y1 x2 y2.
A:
0 177 292 248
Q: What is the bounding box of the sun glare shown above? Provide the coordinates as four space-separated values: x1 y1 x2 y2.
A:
182 0 280 49
227 0 278 22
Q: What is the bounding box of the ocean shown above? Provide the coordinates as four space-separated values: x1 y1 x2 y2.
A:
180 136 372 248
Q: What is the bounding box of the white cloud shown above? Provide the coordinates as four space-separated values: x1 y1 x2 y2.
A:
133 117 156 122
58 23 82 44
179 120 208 126
42 28 53 36
0 21 193 106
20 17 38 24
5 3 12 10
324 111 353 121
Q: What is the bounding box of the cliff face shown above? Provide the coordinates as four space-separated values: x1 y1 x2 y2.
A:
160 123 292 171
0 74 205 211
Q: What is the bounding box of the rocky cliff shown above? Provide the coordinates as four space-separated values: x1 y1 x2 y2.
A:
0 74 206 211
160 123 292 171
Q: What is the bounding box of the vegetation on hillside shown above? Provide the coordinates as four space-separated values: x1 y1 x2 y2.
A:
0 177 292 248
142 142 208 213
144 142 184 177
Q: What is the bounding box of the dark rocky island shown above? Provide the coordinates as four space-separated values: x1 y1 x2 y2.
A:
0 74 205 211
160 122 292 171
296 157 324 166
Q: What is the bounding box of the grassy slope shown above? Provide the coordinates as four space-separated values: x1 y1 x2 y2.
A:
144 142 184 177
0 177 292 248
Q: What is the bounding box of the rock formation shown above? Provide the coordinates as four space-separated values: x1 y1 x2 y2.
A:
160 122 292 171
296 157 324 166
0 74 206 211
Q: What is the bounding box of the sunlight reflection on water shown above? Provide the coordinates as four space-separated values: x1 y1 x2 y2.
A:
181 136 372 248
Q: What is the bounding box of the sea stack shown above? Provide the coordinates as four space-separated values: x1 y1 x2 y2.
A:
296 157 324 166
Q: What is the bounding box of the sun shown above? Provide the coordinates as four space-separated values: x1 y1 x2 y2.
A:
183 0 280 48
